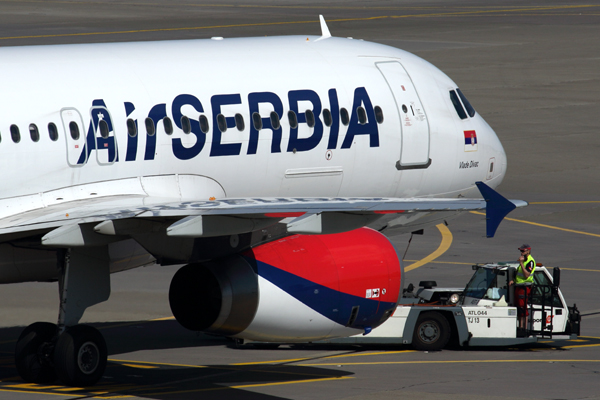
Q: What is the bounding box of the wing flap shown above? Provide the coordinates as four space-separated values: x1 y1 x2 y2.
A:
166 215 279 238
0 182 526 240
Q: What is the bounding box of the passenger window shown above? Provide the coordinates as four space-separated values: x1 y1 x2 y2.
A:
449 90 468 120
323 109 332 127
69 121 80 140
270 111 281 130
29 124 40 142
357 107 367 125
99 120 109 138
340 108 350 126
11 125 21 143
457 88 476 118
305 109 315 128
181 116 191 134
235 113 245 131
163 117 173 135
126 118 137 137
145 118 155 136
199 115 209 133
252 112 262 130
48 123 59 141
374 106 384 123
217 114 227 132
288 110 298 129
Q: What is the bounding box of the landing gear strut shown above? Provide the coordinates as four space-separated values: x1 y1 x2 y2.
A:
14 247 111 386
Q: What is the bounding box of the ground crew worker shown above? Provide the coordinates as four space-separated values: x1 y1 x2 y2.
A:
509 244 536 331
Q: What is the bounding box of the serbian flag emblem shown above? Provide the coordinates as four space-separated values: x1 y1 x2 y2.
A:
464 130 478 152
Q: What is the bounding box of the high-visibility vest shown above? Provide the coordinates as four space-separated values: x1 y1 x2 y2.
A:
515 255 536 284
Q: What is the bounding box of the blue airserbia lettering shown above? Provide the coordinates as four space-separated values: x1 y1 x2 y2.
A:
75 87 378 165
210 93 243 157
287 89 323 153
124 101 137 162
341 87 379 149
77 99 118 165
144 103 167 161
326 88 340 150
248 92 283 154
172 94 206 160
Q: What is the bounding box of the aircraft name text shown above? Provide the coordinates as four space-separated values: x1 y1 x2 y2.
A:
459 160 480 169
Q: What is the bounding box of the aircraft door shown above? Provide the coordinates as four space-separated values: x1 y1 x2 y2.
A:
61 107 87 166
90 105 118 165
376 62 431 169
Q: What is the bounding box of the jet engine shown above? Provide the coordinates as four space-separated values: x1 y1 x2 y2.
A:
169 227 401 342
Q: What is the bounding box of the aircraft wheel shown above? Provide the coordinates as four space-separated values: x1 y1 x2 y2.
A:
412 311 450 351
53 325 107 387
15 322 58 383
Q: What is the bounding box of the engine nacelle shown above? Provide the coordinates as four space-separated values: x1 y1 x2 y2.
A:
169 227 401 342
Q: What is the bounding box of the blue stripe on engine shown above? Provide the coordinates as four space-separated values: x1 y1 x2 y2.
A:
253 258 396 329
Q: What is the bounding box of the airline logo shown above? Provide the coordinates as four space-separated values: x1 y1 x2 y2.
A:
464 130 478 152
74 87 381 165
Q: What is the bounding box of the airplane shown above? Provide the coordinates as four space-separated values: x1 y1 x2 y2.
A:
0 16 525 387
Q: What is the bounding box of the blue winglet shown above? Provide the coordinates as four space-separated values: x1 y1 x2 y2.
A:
475 181 517 238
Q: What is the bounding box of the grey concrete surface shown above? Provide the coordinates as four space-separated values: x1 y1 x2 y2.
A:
0 1 599 399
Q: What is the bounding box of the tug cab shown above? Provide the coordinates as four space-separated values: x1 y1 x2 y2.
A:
461 263 579 337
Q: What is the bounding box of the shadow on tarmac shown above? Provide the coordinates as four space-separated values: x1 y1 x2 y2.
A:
1 319 592 399
0 320 354 399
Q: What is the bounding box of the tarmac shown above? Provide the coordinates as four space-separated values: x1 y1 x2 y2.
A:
0 1 599 399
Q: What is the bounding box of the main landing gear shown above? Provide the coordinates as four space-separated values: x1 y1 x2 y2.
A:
15 247 111 387
15 323 107 386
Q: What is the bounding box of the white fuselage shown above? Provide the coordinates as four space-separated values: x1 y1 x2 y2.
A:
0 35 505 210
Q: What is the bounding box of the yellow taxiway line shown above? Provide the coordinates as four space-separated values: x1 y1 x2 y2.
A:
0 4 598 41
470 211 600 238
404 223 453 272
299 359 600 367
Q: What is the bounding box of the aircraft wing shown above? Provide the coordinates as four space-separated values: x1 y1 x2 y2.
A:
0 182 526 245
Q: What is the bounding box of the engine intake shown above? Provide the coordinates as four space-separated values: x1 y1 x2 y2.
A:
169 256 258 335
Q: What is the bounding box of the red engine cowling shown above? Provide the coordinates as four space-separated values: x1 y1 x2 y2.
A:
169 227 401 342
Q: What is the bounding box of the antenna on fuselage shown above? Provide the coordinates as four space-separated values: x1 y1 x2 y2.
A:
316 15 331 41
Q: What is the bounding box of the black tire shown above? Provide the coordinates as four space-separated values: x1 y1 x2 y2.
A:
412 312 450 351
53 325 107 387
15 322 58 383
